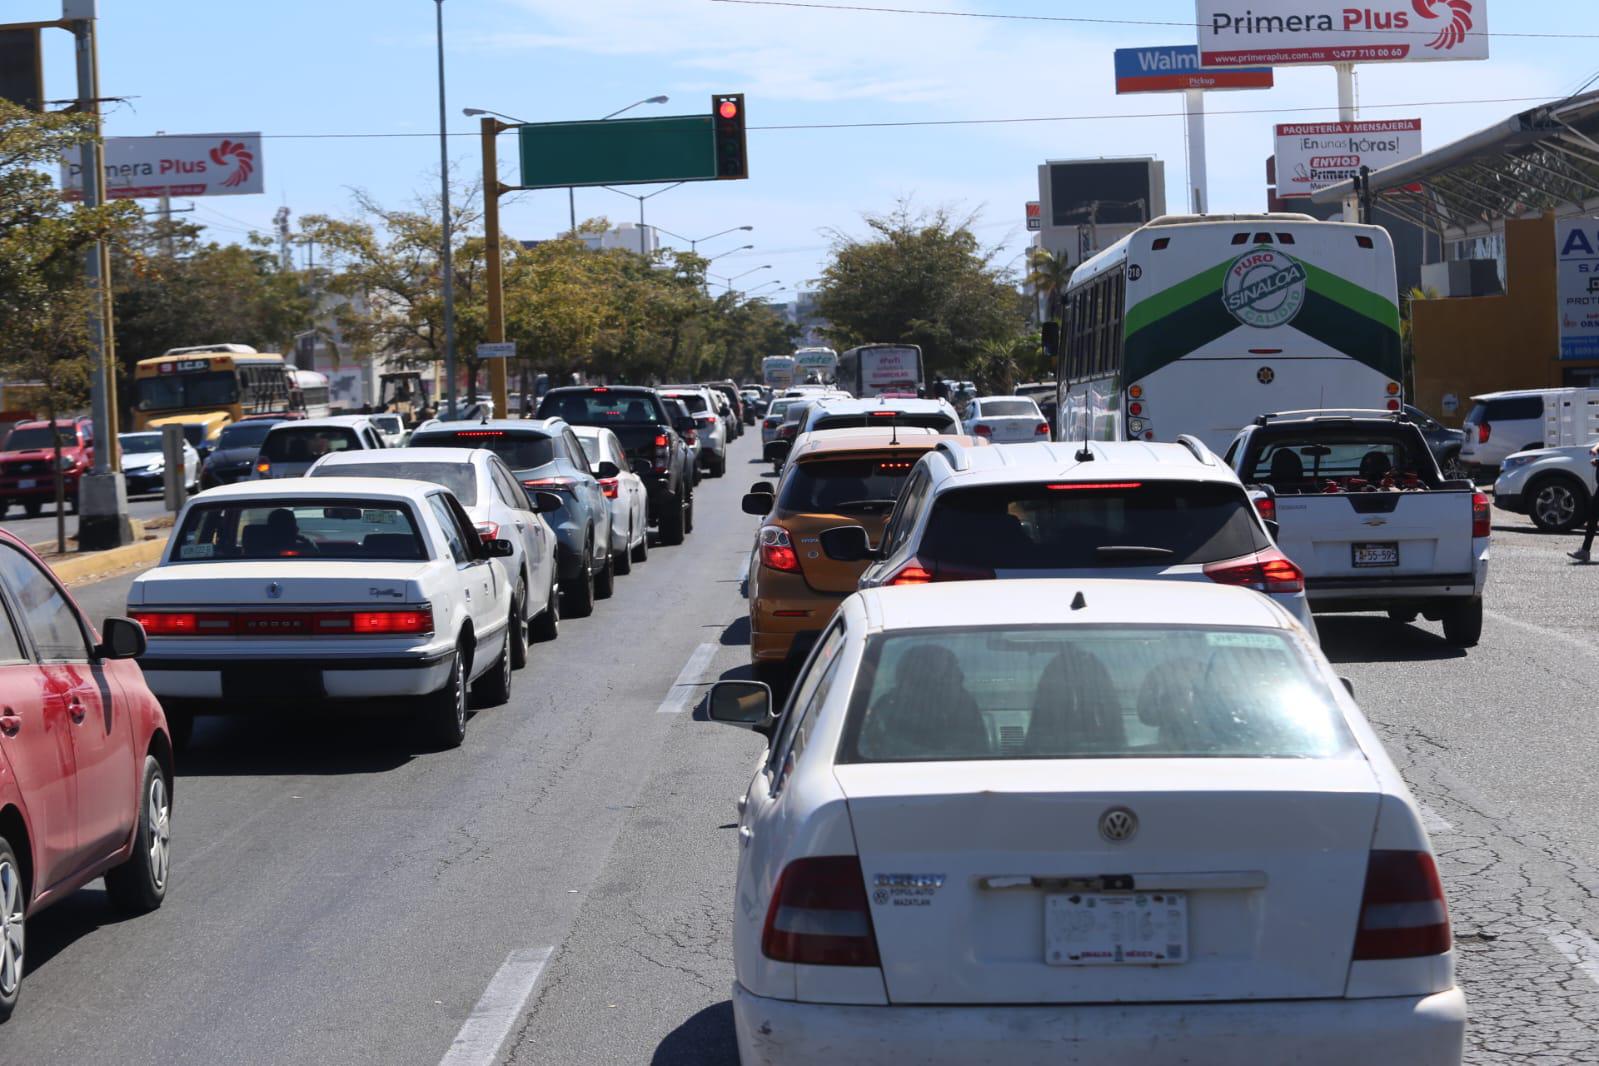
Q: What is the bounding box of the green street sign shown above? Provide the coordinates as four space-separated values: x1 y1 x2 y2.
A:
518 114 717 189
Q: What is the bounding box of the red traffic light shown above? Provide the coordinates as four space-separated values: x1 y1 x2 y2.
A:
718 100 739 120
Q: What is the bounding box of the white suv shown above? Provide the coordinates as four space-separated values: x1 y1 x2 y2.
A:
818 437 1317 637
660 387 727 478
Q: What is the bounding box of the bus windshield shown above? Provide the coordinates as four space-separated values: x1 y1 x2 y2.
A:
135 371 239 411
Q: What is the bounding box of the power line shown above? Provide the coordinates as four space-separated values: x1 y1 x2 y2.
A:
707 0 1599 41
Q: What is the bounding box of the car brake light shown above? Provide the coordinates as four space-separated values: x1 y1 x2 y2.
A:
973 424 992 437
761 856 880 967
523 477 578 489
456 430 506 438
887 557 994 585
1203 548 1304 594
592 386 609 393
1036 422 1051 435
1351 851 1450 960
759 526 801 573
129 611 199 636
476 521 500 542
654 434 669 448
1472 491 1491 538
1255 494 1277 524
685 428 698 445
350 608 434 635
256 459 271 475
1046 482 1143 491
700 415 718 427
1478 422 1491 444
130 608 433 637
598 477 619 499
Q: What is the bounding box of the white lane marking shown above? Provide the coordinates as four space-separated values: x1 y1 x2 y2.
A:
438 946 553 1066
1547 929 1599 989
657 642 719 714
735 550 752 583
1485 609 1599 659
1418 803 1453 835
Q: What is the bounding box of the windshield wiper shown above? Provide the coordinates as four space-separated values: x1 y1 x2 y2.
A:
1095 545 1176 562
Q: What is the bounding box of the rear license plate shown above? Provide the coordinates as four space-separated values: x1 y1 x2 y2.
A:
1352 542 1399 568
1044 891 1188 966
18 479 35 489
223 665 324 701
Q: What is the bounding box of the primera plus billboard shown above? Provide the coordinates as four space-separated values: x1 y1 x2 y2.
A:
1196 1 1489 67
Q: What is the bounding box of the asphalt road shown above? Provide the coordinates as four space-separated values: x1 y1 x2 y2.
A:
7 435 1599 1064
0 496 170 549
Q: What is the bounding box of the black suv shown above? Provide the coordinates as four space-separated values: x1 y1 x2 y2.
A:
536 386 696 545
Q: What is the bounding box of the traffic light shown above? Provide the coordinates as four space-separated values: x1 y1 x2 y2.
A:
712 94 748 180
0 30 43 111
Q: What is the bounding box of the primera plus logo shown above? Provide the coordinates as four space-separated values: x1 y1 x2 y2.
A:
1223 249 1308 329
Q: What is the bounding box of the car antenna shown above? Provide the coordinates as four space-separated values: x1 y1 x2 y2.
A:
890 417 899 446
1071 590 1087 610
1075 400 1095 463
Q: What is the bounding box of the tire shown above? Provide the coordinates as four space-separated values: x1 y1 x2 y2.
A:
1442 597 1484 648
66 496 77 516
104 755 172 916
631 524 649 563
615 524 634 575
1387 608 1419 624
685 495 695 535
658 490 686 546
594 543 616 600
471 627 513 708
563 547 596 618
419 646 468 749
1528 476 1587 533
0 835 24 1022
710 452 727 478
23 501 39 519
531 582 559 642
509 578 529 670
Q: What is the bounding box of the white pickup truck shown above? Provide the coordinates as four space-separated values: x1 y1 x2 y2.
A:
1224 412 1490 647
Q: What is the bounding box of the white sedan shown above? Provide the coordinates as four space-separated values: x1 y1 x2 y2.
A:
709 578 1464 1066
128 478 518 750
571 425 649 573
962 395 1049 443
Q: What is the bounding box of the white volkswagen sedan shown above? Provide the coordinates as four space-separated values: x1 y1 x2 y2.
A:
709 579 1464 1066
128 478 518 750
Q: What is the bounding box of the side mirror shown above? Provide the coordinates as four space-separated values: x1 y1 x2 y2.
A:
529 490 565 514
741 492 775 517
1339 677 1355 698
768 439 792 462
819 524 872 562
482 538 516 559
749 481 774 495
708 680 776 736
98 616 147 660
594 460 620 480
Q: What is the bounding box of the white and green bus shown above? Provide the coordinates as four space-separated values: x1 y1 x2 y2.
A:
1054 214 1404 453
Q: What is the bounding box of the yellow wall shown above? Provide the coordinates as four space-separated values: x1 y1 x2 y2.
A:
1412 215 1597 424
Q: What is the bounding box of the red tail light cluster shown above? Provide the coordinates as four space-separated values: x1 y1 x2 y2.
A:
1035 422 1051 436
762 856 880 967
972 424 993 437
1351 851 1451 960
523 476 578 490
476 521 501 542
886 557 995 586
1203 548 1304 594
1477 422 1491 444
1471 491 1491 538
759 525 801 573
598 477 620 499
1254 494 1277 525
130 607 434 637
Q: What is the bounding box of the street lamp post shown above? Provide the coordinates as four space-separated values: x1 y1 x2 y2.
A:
709 264 773 295
434 0 458 418
652 224 754 255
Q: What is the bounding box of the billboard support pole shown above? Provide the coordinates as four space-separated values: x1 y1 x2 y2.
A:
1336 63 1360 220
480 117 509 420
1184 89 1208 214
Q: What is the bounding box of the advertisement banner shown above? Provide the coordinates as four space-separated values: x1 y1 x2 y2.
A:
1558 219 1599 361
1196 0 1489 67
61 132 263 199
1026 201 1041 231
1113 45 1273 93
1274 119 1422 198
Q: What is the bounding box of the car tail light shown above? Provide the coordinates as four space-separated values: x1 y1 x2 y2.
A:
130 611 200 636
1036 422 1051 436
130 608 433 637
887 557 994 585
652 434 671 474
1478 422 1491 444
1203 548 1304 594
475 521 501 542
255 459 271 476
761 856 880 967
523 476 578 490
779 424 798 440
1386 399 1401 412
1046 482 1143 491
1254 494 1277 524
1351 851 1450 960
760 526 801 572
455 430 506 438
973 424 992 437
350 608 434 635
1472 491 1491 538
598 477 619 499
685 427 698 445
1128 402 1143 416
700 415 718 429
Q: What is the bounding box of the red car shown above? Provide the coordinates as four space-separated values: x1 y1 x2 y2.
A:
0 419 95 518
0 530 172 1021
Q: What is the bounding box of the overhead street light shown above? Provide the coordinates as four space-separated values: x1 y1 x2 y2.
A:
704 244 754 263
601 182 686 256
603 95 669 120
653 224 754 254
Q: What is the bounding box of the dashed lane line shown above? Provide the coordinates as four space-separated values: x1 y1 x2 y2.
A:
1418 803 1454 835
1547 929 1599 990
1485 608 1599 659
656 642 720 714
438 946 554 1066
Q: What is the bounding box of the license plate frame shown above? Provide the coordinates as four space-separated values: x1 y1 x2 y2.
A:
1352 542 1399 568
1043 891 1189 966
222 665 325 701
17 479 35 489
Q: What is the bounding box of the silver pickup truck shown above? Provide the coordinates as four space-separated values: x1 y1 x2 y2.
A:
1224 411 1491 647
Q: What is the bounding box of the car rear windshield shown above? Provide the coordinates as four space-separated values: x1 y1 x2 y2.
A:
664 393 708 414
172 500 426 561
262 427 360 462
920 481 1268 570
539 391 662 425
311 461 477 505
812 414 956 434
217 421 278 449
1245 431 1435 491
411 429 555 471
779 457 919 516
837 626 1351 763
977 400 1038 417
1471 396 1544 422
370 415 403 434
120 433 163 454
5 427 76 450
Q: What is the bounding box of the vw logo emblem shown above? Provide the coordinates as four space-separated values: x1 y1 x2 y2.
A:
1257 366 1276 385
1099 807 1138 843
266 581 283 600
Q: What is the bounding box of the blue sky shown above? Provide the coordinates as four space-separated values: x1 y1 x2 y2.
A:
18 0 1595 297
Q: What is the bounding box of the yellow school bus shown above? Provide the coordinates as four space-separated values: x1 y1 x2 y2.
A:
132 345 300 444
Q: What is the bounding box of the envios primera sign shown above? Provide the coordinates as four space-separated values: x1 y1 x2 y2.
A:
1196 0 1489 66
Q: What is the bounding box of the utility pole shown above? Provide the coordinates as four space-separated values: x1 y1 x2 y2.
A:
434 0 459 418
479 117 509 418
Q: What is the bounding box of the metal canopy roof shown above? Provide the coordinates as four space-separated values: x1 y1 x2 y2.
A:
1313 92 1599 242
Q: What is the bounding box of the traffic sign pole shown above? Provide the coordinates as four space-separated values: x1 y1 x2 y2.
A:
480 117 509 420
1184 89 1208 214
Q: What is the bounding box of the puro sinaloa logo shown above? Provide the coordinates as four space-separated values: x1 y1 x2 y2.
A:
1223 248 1308 329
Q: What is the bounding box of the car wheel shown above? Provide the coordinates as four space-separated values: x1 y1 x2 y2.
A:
659 490 686 546
104 755 172 916
471 626 513 708
509 578 529 670
710 453 727 478
1387 608 1419 624
0 835 24 1022
1528 476 1587 532
420 644 468 749
615 523 634 576
685 495 695 535
23 501 39 518
631 524 649 563
563 547 596 618
531 581 559 642
1442 597 1484 648
595 542 616 600
66 496 77 516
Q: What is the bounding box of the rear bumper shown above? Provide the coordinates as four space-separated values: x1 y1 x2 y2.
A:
732 983 1467 1066
1493 491 1525 514
139 647 455 703
749 569 842 663
1307 566 1486 610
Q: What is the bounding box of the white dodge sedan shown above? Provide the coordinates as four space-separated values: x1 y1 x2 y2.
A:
128 478 518 750
709 579 1464 1066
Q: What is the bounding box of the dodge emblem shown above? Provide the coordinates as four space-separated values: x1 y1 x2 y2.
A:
266 581 283 600
1099 807 1138 843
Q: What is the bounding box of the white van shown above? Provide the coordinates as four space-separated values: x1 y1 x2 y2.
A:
1460 388 1599 474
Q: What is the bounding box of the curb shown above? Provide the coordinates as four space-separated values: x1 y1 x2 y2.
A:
33 520 170 588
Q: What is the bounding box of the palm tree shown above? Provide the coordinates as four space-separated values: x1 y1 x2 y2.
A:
1025 247 1073 322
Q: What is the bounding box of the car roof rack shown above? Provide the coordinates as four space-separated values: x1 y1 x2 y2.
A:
1252 408 1409 427
933 438 973 472
1174 434 1216 465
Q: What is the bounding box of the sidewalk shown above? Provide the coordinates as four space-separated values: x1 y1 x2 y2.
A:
33 515 172 588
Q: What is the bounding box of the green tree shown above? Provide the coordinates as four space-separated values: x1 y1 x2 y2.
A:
815 201 1027 379
1025 246 1073 322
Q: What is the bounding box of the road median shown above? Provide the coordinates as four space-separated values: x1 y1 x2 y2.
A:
33 517 171 588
